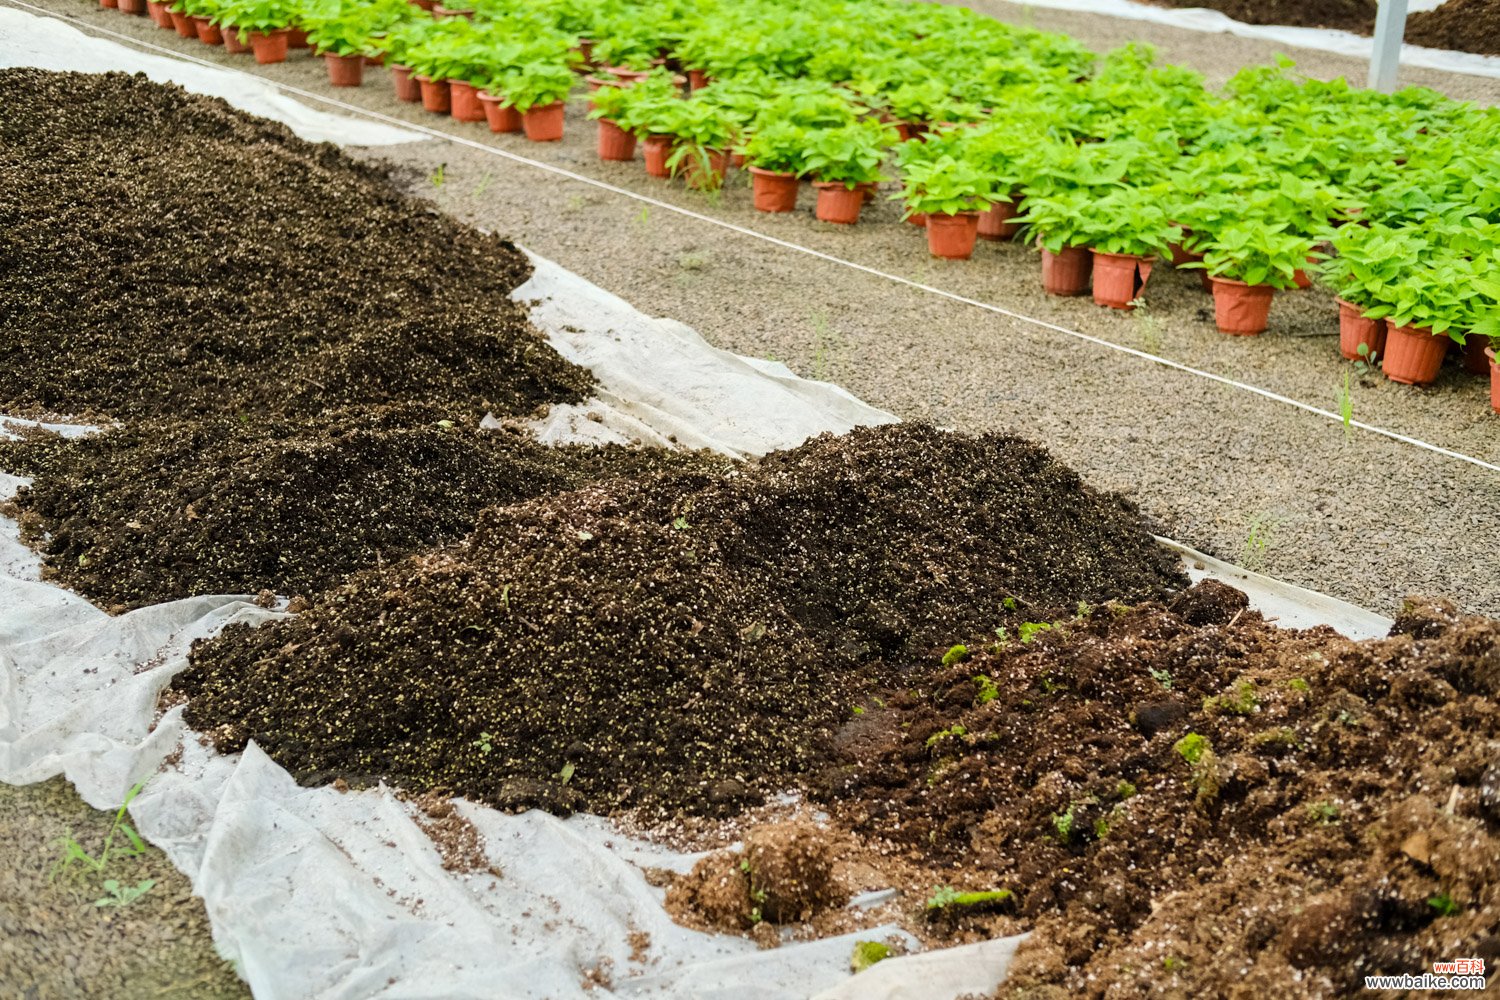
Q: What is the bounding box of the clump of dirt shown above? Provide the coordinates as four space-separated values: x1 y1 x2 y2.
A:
1145 0 1376 31
407 791 495 874
0 69 587 424
175 423 1185 818
668 822 845 934
1408 0 1500 56
817 584 1500 997
0 408 720 607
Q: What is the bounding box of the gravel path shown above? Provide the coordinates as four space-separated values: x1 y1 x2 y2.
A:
0 779 248 1000
15 0 1497 620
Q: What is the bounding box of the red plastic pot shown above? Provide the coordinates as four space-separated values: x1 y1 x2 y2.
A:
1382 322 1447 385
605 66 650 85
905 212 927 227
1091 251 1154 310
365 53 386 66
1461 337 1491 375
449 81 486 123
221 24 250 52
858 181 876 205
417 76 451 114
287 27 309 48
119 0 147 14
1335 298 1385 361
191 16 222 43
642 135 674 178
926 211 980 260
390 64 421 102
731 152 747 170
749 167 799 213
100 0 118 8
596 119 636 160
1487 348 1500 413
477 91 523 133
814 181 863 225
410 0 435 9
522 102 566 142
248 29 290 64
146 0 171 25
1209 277 1274 336
324 52 364 87
169 9 194 37
1040 245 1091 296
977 199 1021 241
1167 242 1200 267
687 68 711 91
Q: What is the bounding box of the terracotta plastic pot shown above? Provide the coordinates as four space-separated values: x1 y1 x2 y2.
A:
145 0 171 25
1335 298 1385 361
1040 245 1091 296
687 69 710 91
1461 337 1491 376
858 181 877 205
1487 348 1500 414
1209 277 1274 336
977 199 1021 241
287 27 309 48
1382 322 1447 385
248 29 290 64
1166 242 1200 267
100 0 118 9
119 0 147 14
596 119 636 160
814 181 863 225
642 135 674 178
905 212 927 228
522 102 566 142
169 9 194 37
221 24 250 52
448 81 486 123
682 149 729 190
190 16 222 43
926 211 981 260
417 76 451 114
365 53 385 66
390 64 421 102
605 66 650 85
749 167 799 213
1091 251 1154 309
731 152 746 169
324 52 364 87
477 91 523 133
410 0 435 9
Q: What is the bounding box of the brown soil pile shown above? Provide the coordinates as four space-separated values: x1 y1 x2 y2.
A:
818 584 1500 997
1145 0 1376 32
176 424 1185 818
667 822 846 937
1408 0 1500 56
0 409 715 608
0 69 586 424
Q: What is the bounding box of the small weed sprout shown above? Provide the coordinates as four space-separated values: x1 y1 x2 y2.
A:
925 724 967 748
1115 780 1137 800
1174 733 1220 808
1052 808 1075 843
95 878 155 908
1133 298 1162 353
1149 667 1173 690
52 781 149 881
1204 679 1259 716
1242 514 1274 571
430 163 446 187
473 732 495 754
1352 341 1379 377
1174 733 1209 765
1001 596 1018 612
1428 893 1461 917
1335 370 1353 436
974 674 999 705
558 762 576 785
1018 621 1052 644
1288 677 1311 694
472 171 493 197
1306 800 1340 824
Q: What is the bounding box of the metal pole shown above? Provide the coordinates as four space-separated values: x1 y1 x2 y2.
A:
1368 0 1410 93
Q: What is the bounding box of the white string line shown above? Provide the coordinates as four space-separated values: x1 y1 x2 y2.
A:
13 0 1500 476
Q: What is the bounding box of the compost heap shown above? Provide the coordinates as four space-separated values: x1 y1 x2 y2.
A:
1147 0 1376 32
0 68 715 607
177 424 1186 818
794 584 1500 997
1407 0 1500 56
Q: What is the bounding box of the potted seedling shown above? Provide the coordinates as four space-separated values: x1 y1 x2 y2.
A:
896 139 996 260
1362 253 1478 385
1318 222 1421 363
180 0 223 44
741 120 809 212
602 71 687 177
303 5 383 86
1014 190 1095 296
219 0 299 63
1075 186 1177 310
499 62 577 142
586 80 636 160
1188 219 1315 336
803 119 896 225
658 102 737 191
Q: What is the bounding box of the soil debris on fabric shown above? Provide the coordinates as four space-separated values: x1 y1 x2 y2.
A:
805 584 1500 997
176 423 1186 818
1408 0 1500 56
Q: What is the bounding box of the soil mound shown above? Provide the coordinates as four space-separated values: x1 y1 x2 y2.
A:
176 424 1185 818
0 68 588 423
667 822 845 933
819 586 1500 997
1408 0 1500 55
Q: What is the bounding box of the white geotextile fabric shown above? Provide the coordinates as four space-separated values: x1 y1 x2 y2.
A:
0 6 421 145
512 253 899 459
1006 0 1500 81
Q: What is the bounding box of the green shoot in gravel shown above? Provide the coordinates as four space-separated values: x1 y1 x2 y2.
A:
95 878 156 908
51 781 149 881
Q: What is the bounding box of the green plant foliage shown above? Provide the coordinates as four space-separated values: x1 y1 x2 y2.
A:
850 941 891 973
925 886 1013 911
1173 732 1209 765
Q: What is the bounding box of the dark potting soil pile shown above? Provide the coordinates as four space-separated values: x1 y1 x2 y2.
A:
177 424 1187 818
1408 0 1500 56
1146 0 1376 32
814 583 1500 997
0 69 720 606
